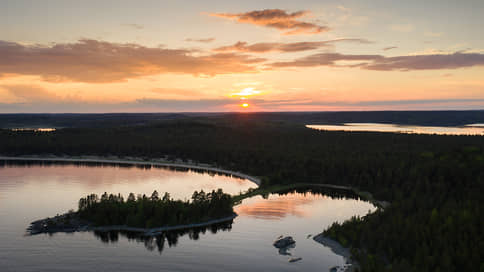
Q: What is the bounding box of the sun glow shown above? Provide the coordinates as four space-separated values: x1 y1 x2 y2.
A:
242 103 249 108
232 87 261 97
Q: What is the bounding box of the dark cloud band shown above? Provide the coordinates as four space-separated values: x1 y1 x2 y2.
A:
214 39 371 53
269 52 484 71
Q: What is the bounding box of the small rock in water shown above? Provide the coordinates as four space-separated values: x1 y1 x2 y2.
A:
288 257 302 263
273 236 296 248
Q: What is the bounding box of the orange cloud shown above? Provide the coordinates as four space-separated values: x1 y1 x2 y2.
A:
214 39 370 53
210 9 329 35
0 40 265 83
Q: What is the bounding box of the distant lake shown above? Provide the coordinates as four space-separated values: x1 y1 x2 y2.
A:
307 123 484 135
0 161 374 272
10 128 56 132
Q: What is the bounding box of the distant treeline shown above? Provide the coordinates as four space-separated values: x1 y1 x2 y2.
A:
78 189 233 228
1 111 484 128
1 116 483 271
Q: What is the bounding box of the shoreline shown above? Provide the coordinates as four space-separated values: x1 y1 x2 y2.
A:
28 213 237 237
98 213 237 236
0 155 261 186
313 233 359 272
6 155 374 271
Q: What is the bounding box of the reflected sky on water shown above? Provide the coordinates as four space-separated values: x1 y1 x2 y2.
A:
307 123 484 135
0 162 374 272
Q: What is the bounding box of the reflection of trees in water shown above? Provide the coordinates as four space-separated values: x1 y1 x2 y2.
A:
275 186 361 201
0 160 244 181
278 243 295 256
236 187 364 220
92 220 233 254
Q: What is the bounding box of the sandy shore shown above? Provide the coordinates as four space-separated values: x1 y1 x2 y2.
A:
0 155 261 186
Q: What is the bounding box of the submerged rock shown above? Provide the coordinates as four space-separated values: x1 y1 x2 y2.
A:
288 257 302 263
273 236 296 248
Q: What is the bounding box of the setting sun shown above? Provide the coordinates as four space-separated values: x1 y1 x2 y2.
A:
0 2 482 271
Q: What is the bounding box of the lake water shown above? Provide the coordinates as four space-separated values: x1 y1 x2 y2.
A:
307 123 484 135
0 161 375 272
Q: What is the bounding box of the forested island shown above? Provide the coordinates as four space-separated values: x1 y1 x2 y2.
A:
29 189 234 234
2 112 483 271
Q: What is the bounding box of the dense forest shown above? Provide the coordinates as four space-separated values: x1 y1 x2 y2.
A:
1 110 483 128
1 114 483 271
78 189 233 228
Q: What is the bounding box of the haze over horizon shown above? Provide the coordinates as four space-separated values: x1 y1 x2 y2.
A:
1 0 484 113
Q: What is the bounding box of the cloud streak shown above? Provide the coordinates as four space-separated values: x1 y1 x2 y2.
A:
210 9 329 35
365 52 484 71
1 97 482 113
214 39 371 53
1 84 483 113
122 23 144 30
185 37 215 43
383 46 398 51
269 52 484 71
270 53 383 68
0 39 265 83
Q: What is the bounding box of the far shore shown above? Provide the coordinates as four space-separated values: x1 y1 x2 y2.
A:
0 155 261 186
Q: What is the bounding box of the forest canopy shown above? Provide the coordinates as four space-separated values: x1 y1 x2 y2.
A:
77 189 233 228
1 114 483 272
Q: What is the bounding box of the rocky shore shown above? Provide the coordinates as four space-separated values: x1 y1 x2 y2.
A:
27 212 238 236
313 233 359 272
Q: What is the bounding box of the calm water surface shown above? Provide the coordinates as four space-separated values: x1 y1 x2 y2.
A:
0 162 374 272
307 123 484 135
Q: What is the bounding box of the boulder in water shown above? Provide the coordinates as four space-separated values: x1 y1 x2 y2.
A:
273 236 295 248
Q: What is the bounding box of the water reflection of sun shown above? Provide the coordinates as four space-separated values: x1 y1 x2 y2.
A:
235 192 321 220
241 103 249 108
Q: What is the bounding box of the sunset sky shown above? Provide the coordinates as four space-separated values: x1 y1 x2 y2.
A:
1 0 484 112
